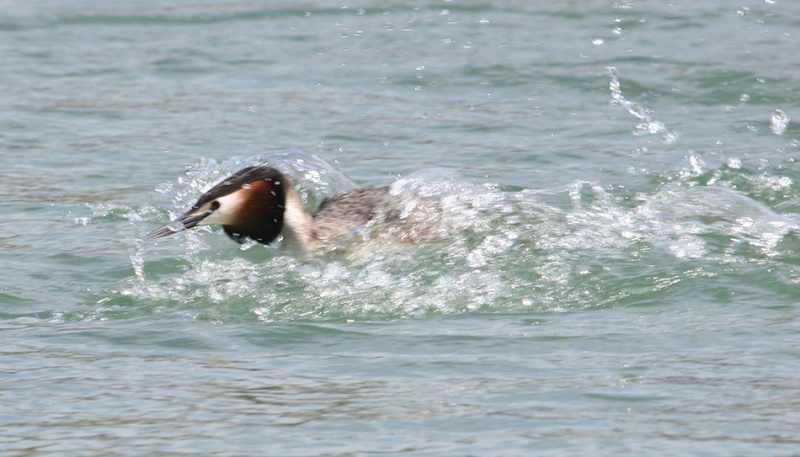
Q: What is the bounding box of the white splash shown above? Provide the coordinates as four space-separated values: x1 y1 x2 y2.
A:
770 109 790 136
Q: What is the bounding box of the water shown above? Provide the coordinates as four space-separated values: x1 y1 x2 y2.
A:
1 1 799 455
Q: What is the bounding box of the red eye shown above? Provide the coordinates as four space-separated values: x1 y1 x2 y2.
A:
211 201 220 211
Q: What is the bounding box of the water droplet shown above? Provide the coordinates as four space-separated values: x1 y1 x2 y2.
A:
127 236 146 281
770 109 790 135
607 67 677 143
688 153 704 175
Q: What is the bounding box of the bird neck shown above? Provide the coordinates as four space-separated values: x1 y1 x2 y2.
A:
279 181 317 254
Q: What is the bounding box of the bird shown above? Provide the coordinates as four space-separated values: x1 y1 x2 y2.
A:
148 165 394 253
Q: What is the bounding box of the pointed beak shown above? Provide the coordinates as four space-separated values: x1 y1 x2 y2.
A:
147 208 213 239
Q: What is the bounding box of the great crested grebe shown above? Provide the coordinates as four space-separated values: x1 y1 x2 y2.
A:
148 165 393 253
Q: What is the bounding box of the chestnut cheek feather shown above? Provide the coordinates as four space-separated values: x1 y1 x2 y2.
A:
221 179 286 245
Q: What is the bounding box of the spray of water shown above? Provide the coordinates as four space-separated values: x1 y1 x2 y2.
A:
92 152 800 323
607 66 678 144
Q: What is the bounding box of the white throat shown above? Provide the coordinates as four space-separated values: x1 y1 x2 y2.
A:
279 182 317 254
